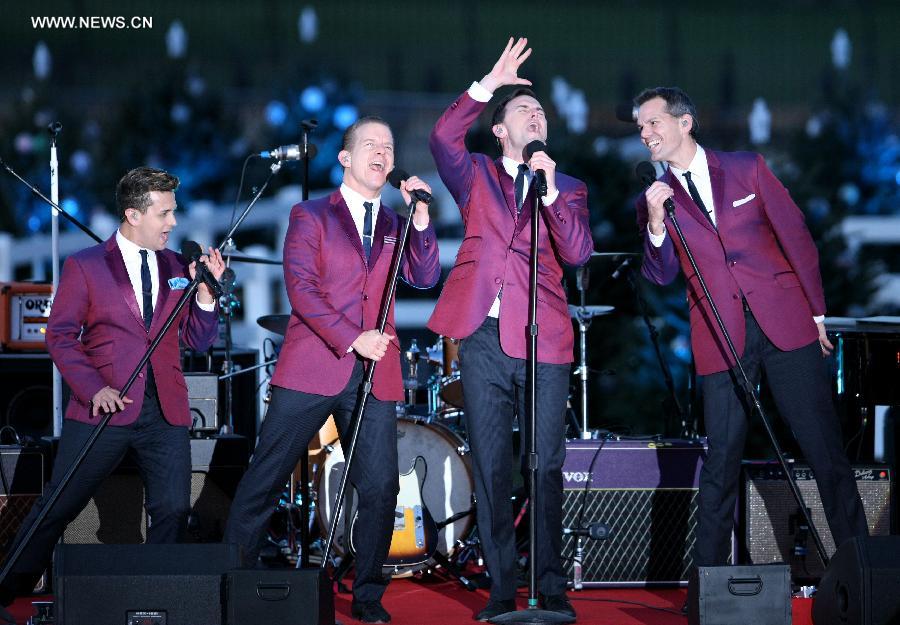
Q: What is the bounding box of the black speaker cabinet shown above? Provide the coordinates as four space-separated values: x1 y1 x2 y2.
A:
62 436 248 545
0 354 59 441
742 463 892 581
812 536 900 625
226 568 334 625
0 444 49 592
54 543 242 625
562 439 718 586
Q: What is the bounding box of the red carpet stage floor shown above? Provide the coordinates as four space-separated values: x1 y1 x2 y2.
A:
10 580 814 624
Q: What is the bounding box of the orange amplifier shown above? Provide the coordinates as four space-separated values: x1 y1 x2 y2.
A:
0 282 53 351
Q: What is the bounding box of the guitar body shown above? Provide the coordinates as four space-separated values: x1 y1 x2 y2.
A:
349 455 439 569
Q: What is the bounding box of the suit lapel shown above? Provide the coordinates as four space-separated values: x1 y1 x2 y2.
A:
493 159 519 222
707 151 726 229
103 235 145 330
368 207 393 270
664 168 716 234
152 250 174 329
332 191 367 266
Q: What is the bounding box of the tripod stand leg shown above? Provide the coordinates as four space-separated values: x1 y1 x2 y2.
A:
430 551 477 591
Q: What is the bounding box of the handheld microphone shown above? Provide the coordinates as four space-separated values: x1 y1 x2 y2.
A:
563 522 611 541
387 168 433 205
181 240 223 297
524 140 548 195
258 143 318 161
636 161 676 216
615 103 638 123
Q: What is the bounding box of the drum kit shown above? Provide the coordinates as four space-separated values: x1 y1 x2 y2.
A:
249 251 640 583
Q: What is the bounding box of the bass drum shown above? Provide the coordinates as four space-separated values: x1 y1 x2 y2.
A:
316 417 474 576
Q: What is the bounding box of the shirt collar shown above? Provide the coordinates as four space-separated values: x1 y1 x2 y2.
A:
340 183 381 213
115 229 153 259
501 156 530 179
668 144 708 180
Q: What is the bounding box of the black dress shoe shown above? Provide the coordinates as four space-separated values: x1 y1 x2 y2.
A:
539 593 576 618
475 598 516 621
351 599 391 624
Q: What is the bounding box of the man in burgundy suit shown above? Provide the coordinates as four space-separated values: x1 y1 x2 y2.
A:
634 87 868 575
0 167 223 613
428 38 592 621
224 116 440 624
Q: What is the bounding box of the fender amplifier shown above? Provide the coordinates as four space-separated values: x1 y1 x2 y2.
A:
742 463 892 581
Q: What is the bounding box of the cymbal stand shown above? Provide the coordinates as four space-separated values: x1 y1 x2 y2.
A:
573 267 591 439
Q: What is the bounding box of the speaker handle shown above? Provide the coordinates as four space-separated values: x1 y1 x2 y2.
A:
727 576 763 596
257 582 291 601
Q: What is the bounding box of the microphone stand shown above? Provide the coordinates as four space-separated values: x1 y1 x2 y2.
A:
0 157 103 244
492 179 574 625
318 198 415 582
47 123 65 438
0 161 284 590
657 198 829 566
295 118 318 568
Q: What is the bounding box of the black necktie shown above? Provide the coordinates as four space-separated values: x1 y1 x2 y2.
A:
362 201 373 260
682 171 714 227
514 164 529 213
139 249 153 331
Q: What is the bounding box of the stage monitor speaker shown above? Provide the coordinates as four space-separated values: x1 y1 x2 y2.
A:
688 564 791 625
812 536 900 625
0 444 48 592
226 568 334 625
54 543 242 625
562 438 721 586
62 435 248 545
742 463 892 581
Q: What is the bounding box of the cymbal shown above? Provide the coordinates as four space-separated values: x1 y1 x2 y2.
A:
257 314 290 336
225 249 283 265
568 305 615 319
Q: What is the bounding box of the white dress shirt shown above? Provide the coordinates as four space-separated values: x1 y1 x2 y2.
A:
115 230 215 315
340 183 381 246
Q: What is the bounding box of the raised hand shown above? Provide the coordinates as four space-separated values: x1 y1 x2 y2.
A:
481 37 533 94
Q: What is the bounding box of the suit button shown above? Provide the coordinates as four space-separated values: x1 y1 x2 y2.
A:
363 294 369 300
730 260 736 267
732 294 739 300
495 278 502 285
138 372 144 378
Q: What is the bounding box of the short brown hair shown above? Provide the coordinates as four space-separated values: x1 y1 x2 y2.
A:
340 115 391 152
115 167 179 221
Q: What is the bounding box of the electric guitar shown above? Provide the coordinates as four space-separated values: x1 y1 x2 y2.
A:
349 455 438 569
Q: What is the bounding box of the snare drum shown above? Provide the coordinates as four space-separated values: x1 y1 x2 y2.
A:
316 418 474 575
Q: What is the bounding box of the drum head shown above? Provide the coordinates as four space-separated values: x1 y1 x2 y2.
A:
316 418 474 575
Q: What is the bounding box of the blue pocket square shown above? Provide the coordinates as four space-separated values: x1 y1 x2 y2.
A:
168 277 190 290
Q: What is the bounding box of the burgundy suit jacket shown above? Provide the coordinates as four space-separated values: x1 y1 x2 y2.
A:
636 150 824 375
46 235 219 427
427 92 594 364
270 190 440 401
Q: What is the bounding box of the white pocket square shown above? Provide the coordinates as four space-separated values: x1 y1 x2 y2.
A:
732 193 756 207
